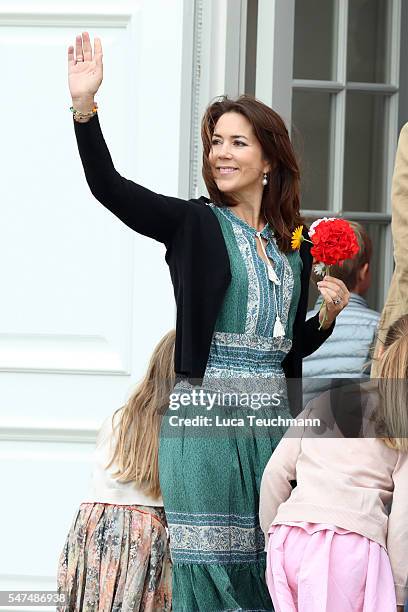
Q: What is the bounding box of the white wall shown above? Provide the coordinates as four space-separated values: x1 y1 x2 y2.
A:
0 0 184 605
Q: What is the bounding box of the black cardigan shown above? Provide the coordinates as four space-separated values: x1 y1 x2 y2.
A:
74 116 334 414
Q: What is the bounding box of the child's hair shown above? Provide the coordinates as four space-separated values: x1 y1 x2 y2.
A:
107 330 176 498
376 315 408 451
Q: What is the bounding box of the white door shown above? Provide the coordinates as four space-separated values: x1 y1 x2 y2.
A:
0 0 184 604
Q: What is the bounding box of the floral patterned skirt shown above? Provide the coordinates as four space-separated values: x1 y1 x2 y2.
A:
57 503 172 612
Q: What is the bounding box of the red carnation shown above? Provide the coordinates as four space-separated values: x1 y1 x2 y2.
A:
310 218 359 267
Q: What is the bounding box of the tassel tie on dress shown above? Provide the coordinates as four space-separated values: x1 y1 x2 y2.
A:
256 231 285 339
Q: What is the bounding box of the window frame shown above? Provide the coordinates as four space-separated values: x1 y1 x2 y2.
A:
253 0 402 308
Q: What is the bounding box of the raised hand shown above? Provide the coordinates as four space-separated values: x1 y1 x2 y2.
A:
68 32 103 108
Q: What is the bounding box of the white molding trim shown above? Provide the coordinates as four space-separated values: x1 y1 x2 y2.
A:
178 0 196 200
0 333 130 375
190 0 204 199
0 425 97 443
0 10 132 27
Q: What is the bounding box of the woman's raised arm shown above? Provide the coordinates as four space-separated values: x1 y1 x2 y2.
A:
68 33 188 245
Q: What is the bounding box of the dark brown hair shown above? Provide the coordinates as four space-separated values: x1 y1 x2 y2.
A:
325 221 372 290
201 95 304 252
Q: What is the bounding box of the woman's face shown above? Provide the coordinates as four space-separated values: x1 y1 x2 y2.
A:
208 112 270 201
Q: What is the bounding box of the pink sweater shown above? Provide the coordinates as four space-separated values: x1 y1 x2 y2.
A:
259 406 408 605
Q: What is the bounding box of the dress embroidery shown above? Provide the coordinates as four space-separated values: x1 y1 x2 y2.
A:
166 511 264 564
233 225 261 335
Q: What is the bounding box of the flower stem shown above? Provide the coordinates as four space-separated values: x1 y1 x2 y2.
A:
318 265 330 330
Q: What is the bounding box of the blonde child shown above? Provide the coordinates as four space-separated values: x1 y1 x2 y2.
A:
260 316 408 612
57 330 175 611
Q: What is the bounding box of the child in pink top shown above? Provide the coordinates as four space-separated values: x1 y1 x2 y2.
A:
260 315 408 612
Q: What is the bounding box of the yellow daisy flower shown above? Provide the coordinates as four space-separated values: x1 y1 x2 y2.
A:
291 225 304 250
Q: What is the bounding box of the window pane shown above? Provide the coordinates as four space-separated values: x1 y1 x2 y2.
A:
293 0 337 80
343 93 387 213
292 91 333 211
347 0 390 83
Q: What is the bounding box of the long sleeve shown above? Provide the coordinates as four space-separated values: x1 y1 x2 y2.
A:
386 451 408 606
259 434 302 538
300 312 335 358
74 115 189 245
391 123 408 299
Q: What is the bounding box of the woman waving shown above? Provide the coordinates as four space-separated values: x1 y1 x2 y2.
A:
67 32 349 611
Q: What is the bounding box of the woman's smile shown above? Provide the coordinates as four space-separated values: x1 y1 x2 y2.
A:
217 166 239 175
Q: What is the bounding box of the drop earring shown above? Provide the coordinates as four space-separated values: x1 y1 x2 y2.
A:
262 173 268 186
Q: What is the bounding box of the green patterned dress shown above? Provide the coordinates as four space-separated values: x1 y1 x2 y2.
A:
159 204 302 611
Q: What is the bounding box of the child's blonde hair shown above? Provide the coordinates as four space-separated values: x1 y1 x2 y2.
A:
376 315 408 452
107 330 176 498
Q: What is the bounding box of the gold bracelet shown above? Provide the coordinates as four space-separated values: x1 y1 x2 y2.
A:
70 102 98 122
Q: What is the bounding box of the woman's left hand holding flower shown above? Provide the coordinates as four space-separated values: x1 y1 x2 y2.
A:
316 275 349 329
